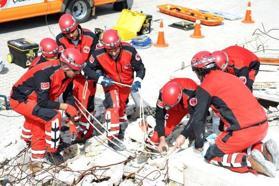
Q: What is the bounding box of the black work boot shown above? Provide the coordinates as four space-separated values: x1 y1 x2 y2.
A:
118 122 128 140
45 152 64 165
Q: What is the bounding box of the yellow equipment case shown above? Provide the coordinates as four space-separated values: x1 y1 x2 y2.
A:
113 9 152 41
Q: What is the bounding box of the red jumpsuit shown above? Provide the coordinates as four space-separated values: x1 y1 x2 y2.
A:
223 45 260 90
56 26 98 139
83 43 145 140
151 78 197 143
29 55 47 69
182 70 268 173
10 60 74 161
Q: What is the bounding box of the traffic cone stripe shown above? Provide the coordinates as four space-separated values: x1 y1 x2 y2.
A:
154 19 168 47
191 19 204 38
242 1 254 24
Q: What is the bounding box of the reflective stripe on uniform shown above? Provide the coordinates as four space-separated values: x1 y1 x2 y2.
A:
22 127 31 133
108 130 119 136
231 153 242 167
45 117 60 149
222 154 231 167
21 134 32 139
31 149 46 155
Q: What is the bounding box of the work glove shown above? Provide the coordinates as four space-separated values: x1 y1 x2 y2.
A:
131 81 141 92
65 104 78 118
98 76 113 88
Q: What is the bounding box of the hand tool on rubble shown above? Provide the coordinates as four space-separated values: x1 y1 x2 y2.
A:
111 80 132 88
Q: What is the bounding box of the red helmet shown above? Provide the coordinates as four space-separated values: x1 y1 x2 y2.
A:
161 81 182 109
212 50 228 71
191 51 215 70
59 13 78 34
101 29 121 49
39 38 58 58
60 48 84 71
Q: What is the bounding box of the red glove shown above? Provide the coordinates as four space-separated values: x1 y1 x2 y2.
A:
65 104 78 118
69 122 78 135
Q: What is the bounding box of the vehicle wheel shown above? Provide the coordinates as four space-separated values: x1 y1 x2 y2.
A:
7 53 13 63
113 0 128 11
66 0 92 23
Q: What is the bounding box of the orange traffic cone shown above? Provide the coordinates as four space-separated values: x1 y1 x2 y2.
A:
154 19 168 47
242 1 254 24
191 20 204 38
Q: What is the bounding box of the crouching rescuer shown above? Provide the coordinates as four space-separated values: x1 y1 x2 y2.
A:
151 78 197 152
175 51 279 177
10 48 84 172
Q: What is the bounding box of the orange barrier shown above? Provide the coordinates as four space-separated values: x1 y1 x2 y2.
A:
154 19 168 47
191 20 204 38
242 1 254 24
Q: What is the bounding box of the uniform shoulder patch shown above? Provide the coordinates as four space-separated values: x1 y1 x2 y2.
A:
41 82 50 90
189 97 198 107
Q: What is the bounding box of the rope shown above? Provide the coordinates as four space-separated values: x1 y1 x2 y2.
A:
73 96 133 158
108 80 160 151
74 95 160 155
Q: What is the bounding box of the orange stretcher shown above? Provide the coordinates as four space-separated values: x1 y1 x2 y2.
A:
158 4 224 26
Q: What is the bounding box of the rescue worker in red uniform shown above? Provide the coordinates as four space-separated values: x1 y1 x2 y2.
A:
151 78 197 152
212 45 260 91
29 37 59 68
83 29 146 150
10 48 83 171
175 51 279 177
56 13 99 142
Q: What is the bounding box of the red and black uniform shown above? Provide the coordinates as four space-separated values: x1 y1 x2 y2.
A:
223 45 260 90
84 43 145 139
182 70 268 173
151 78 197 143
56 26 98 139
29 56 47 68
10 60 74 161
